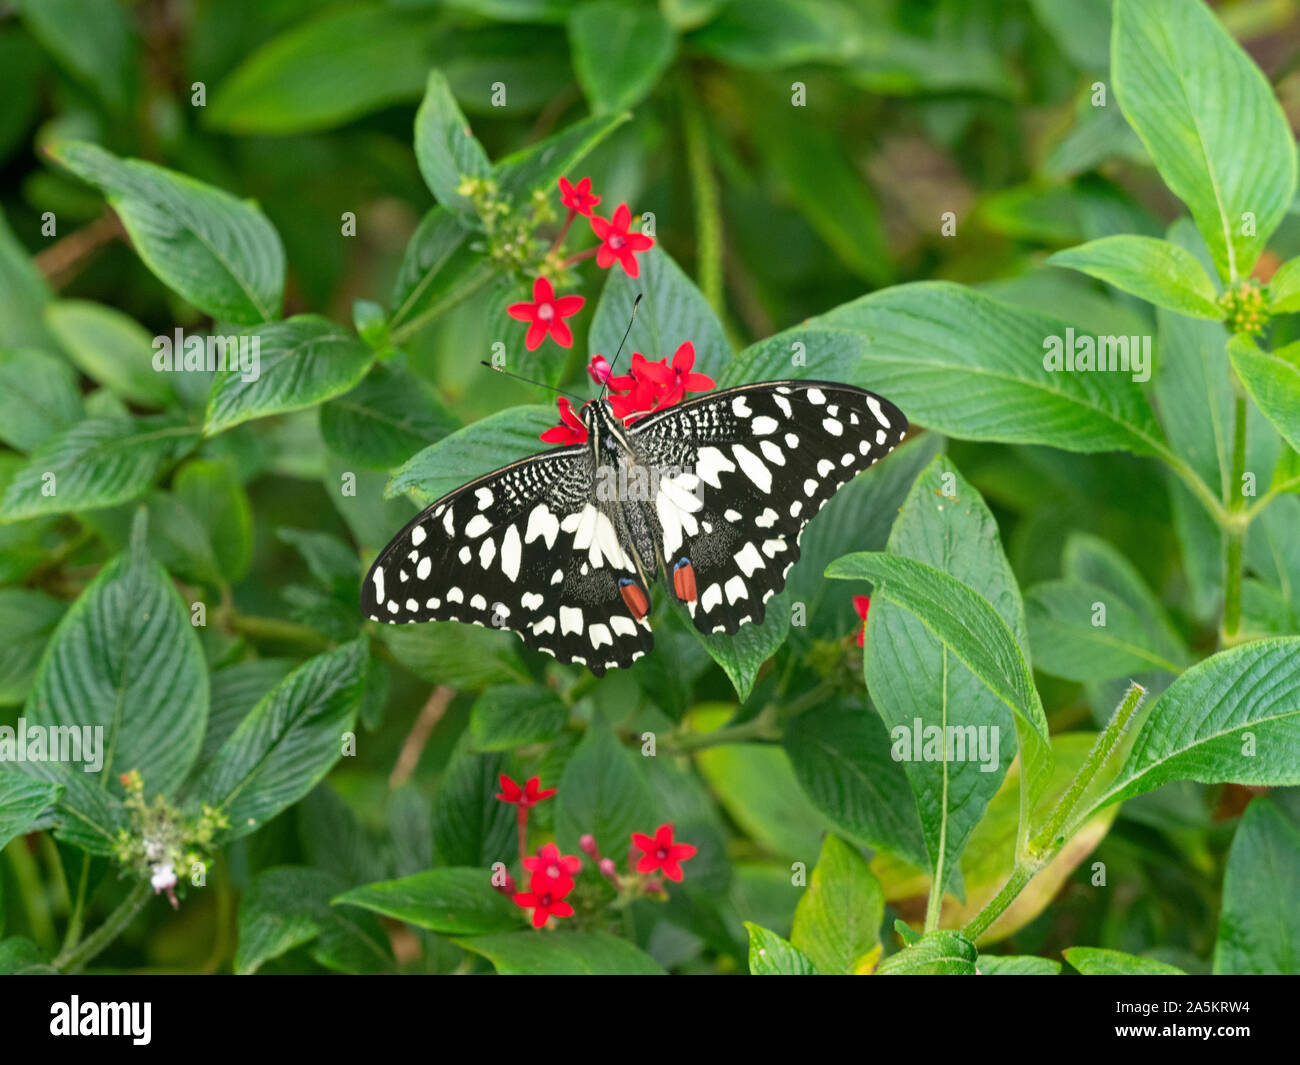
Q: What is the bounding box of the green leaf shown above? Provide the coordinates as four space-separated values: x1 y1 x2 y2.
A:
688 0 867 68
16 0 135 111
696 736 833 859
569 2 677 114
0 348 82 452
379 622 528 689
790 835 883 974
470 685 570 752
876 929 977 975
1064 946 1186 975
0 414 197 523
555 716 654 857
745 922 817 975
47 141 285 325
431 743 516 868
319 363 459 470
334 867 520 936
863 455 1024 892
207 7 435 135
750 106 891 286
680 593 789 702
0 589 66 706
0 936 56 975
45 299 173 407
236 867 392 975
415 70 492 217
1112 0 1297 282
492 111 630 208
784 700 929 871
1213 799 1300 974
277 528 359 587
387 207 497 343
1229 336 1300 455
198 658 296 771
0 207 54 350
1028 0 1111 70
197 639 367 839
1048 236 1221 319
722 283 1166 458
386 404 555 504
173 459 254 582
0 776 60 851
977 954 1062 975
827 552 1052 850
1089 638 1300 812
1269 257 1300 313
590 244 731 381
204 316 374 436
1026 580 1187 680
1153 221 1234 493
456 930 667 975
24 510 207 797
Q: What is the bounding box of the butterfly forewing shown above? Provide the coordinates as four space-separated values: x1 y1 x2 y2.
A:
629 381 908 635
361 447 653 675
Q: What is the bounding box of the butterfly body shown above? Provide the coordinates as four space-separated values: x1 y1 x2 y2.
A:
363 381 907 675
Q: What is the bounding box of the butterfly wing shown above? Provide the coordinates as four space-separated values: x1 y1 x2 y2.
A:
362 448 653 675
629 381 907 634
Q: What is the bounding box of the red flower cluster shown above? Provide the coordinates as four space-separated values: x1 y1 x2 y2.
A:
495 774 556 808
539 342 715 445
513 842 580 928
631 824 698 883
507 176 655 354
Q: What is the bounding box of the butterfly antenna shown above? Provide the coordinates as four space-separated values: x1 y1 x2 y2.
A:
480 362 585 403
600 293 642 401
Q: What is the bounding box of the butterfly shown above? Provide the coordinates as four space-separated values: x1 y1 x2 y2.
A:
363 381 907 676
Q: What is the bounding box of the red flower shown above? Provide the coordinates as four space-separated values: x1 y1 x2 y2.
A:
591 203 654 277
507 277 585 351
495 774 557 809
559 176 601 217
631 823 697 883
854 595 871 647
513 881 575 928
634 342 714 407
587 355 613 385
539 396 589 445
607 353 665 421
522 842 582 893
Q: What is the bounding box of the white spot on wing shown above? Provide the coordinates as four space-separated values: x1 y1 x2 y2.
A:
732 444 771 493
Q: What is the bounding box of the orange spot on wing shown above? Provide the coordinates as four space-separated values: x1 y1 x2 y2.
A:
672 560 697 603
620 580 650 620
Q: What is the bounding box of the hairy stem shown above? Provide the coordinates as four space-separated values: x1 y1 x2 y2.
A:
670 705 779 752
55 879 151 974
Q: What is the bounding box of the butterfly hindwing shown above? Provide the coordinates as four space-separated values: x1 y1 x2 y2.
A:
362 449 653 675
629 381 908 635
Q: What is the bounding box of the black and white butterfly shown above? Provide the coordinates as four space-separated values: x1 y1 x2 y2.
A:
362 381 907 675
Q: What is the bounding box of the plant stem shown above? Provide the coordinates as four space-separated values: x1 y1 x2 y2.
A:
228 612 333 649
679 82 724 313
55 879 151 973
962 864 1035 942
1222 393 1249 641
60 854 92 956
962 682 1148 943
5 839 57 953
669 706 779 752
1030 681 1147 853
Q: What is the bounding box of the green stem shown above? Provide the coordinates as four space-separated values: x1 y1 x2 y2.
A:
669 706 779 752
1242 473 1300 522
230 613 333 650
962 864 1035 943
5 839 57 953
55 879 151 974
60 854 92 956
679 83 724 313
1222 393 1249 641
1030 681 1147 853
962 682 1148 942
